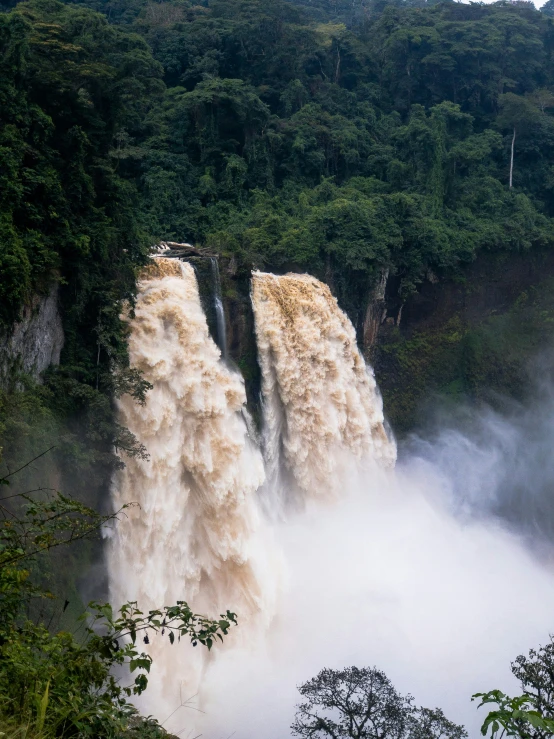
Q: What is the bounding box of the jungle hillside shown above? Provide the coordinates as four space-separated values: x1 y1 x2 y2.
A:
3 0 554 734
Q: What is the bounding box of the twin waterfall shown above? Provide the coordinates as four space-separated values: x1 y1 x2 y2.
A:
108 258 395 724
252 272 395 504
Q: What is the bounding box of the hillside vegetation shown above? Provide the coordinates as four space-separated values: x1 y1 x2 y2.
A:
3 0 554 324
2 0 554 733
0 0 553 507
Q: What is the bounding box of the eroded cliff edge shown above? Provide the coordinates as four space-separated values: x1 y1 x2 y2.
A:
213 250 554 436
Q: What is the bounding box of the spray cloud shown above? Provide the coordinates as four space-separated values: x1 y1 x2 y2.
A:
109 265 554 738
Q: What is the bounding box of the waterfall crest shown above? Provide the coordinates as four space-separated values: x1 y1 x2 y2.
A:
108 258 274 711
251 271 396 502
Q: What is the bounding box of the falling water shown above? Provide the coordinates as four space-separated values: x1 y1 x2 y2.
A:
107 257 276 717
109 263 554 739
192 272 554 739
251 270 396 504
211 257 227 360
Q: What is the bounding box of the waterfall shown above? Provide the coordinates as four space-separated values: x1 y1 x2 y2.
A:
107 257 275 716
251 271 396 504
210 257 227 360
108 263 554 739
195 270 554 739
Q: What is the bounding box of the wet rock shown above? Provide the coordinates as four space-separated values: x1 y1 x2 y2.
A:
0 283 64 387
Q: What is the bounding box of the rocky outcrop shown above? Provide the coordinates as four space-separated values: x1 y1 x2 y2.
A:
362 269 388 354
0 283 64 387
373 249 554 433
155 241 215 258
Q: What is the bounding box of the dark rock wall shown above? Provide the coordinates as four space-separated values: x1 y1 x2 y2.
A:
212 251 554 437
0 283 64 389
371 250 554 434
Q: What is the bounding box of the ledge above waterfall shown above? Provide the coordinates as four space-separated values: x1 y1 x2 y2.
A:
152 241 216 259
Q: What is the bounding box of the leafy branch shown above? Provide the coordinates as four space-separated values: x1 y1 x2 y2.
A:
84 601 237 696
0 452 238 736
473 690 554 739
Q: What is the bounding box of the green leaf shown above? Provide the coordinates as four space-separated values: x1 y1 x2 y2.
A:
36 680 50 732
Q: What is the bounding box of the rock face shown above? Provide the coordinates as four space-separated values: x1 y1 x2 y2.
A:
362 269 388 353
372 249 554 432
0 283 64 387
143 247 554 437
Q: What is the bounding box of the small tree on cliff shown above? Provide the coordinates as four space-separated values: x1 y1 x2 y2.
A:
291 666 466 739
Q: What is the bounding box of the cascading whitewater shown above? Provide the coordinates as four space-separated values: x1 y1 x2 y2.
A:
251 271 396 503
107 262 554 739
108 258 274 715
194 271 554 739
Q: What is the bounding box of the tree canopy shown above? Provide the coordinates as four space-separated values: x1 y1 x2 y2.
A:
3 0 554 329
291 666 467 739
2 0 554 532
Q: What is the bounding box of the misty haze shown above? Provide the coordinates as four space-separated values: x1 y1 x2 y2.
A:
3 0 554 738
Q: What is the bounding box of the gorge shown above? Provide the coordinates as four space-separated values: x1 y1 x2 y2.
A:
4 0 554 735
108 256 554 738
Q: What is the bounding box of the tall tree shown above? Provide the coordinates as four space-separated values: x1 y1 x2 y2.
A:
497 93 541 189
291 666 466 739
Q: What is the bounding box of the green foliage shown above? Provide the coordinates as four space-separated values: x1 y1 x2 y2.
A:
3 0 554 392
0 460 237 738
35 0 552 300
474 634 554 738
473 691 554 739
291 666 466 739
0 0 157 402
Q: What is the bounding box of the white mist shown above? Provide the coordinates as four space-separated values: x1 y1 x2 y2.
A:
109 265 554 739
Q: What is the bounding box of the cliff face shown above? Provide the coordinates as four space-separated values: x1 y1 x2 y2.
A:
362 270 388 351
0 283 64 388
138 248 554 437
212 250 554 436
370 250 554 433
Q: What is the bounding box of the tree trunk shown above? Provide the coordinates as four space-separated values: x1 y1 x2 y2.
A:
509 126 516 189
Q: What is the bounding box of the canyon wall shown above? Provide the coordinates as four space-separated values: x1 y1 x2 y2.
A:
0 283 64 388
210 250 554 435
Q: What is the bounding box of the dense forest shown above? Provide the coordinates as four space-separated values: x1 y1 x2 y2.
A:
3 0 554 458
4 0 554 331
3 0 554 734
